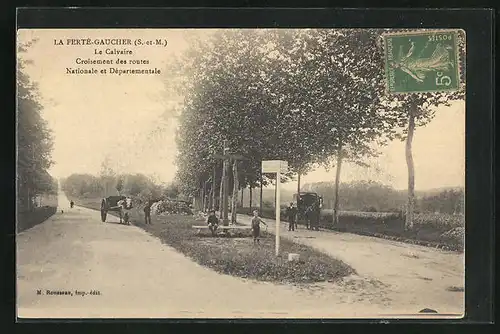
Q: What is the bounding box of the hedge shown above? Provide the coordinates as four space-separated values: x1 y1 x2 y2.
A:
17 206 58 233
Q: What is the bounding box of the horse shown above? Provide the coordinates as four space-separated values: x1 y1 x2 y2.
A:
117 197 133 224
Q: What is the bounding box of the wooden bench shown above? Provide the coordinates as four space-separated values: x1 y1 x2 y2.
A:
192 225 251 235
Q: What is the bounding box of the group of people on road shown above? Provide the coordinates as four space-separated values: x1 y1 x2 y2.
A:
206 209 268 244
286 201 320 231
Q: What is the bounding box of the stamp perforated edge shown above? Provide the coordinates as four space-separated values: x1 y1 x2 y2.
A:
379 28 465 96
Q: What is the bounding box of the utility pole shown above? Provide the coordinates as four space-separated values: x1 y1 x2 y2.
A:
262 160 288 257
275 170 281 256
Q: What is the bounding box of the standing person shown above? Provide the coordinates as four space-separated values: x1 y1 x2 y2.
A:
312 202 320 231
123 211 130 225
251 210 267 244
207 210 219 236
304 205 312 230
70 200 74 208
143 200 152 225
286 202 297 231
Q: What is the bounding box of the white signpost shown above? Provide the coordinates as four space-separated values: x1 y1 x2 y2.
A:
261 160 288 256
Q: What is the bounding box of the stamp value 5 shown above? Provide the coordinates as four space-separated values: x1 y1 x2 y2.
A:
383 30 461 94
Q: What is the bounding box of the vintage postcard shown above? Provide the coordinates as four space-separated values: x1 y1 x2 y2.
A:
16 28 466 319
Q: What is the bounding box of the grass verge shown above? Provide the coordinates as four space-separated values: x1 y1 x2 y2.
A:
67 195 355 285
134 212 355 285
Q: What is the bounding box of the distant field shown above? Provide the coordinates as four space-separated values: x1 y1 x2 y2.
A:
320 209 400 219
320 210 464 228
239 206 464 252
67 196 102 210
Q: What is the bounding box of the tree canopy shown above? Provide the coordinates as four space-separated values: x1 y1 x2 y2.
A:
172 29 407 197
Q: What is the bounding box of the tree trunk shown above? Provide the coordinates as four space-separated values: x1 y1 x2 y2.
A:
296 172 301 222
222 158 229 225
333 142 343 226
204 183 209 212
259 173 263 215
200 186 205 212
211 166 216 211
219 161 225 219
202 183 206 212
240 188 244 208
297 172 301 198
27 186 31 211
405 107 416 230
249 186 253 212
231 160 239 224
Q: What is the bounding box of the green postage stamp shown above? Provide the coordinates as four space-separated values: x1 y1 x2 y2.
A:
382 30 461 94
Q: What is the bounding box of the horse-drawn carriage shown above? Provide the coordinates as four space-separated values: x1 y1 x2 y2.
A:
294 192 323 230
100 195 132 224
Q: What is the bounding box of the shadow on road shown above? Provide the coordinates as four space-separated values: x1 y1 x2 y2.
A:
103 221 132 226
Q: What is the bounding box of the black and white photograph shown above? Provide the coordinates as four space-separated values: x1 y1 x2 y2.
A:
16 26 466 319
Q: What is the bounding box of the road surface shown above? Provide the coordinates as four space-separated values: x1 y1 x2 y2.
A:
237 214 465 316
17 191 463 319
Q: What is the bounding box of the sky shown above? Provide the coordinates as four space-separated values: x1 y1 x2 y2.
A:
17 29 465 191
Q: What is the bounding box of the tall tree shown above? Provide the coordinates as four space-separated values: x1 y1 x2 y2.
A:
376 29 466 229
17 38 55 211
267 29 395 225
115 176 124 195
99 155 116 197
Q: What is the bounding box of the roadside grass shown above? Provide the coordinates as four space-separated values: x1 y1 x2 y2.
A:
133 211 355 285
66 195 355 285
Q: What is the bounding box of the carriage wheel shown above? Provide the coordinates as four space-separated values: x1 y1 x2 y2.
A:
100 199 107 222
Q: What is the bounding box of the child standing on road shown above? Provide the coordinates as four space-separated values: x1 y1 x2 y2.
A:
251 210 267 244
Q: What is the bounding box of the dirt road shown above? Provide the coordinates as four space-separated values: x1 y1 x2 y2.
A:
16 192 389 319
238 214 465 316
16 191 463 319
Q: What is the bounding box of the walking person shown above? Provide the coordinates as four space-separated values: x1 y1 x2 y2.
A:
286 202 297 231
143 200 152 225
251 210 267 244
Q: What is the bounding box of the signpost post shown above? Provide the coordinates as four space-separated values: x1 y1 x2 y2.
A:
261 160 288 256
